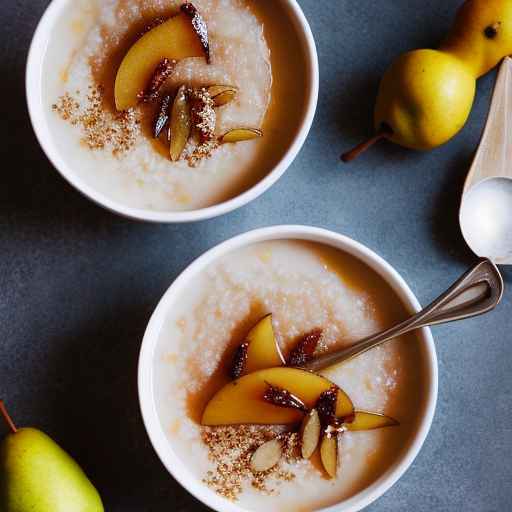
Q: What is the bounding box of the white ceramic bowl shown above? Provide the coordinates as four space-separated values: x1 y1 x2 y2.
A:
138 225 438 512
26 0 319 223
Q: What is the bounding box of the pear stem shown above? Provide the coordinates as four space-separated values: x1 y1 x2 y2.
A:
0 401 18 434
341 127 392 163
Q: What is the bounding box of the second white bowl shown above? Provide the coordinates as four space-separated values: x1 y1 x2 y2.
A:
26 0 319 223
138 225 438 512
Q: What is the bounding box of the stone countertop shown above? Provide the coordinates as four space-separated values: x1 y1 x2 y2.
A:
1 0 511 510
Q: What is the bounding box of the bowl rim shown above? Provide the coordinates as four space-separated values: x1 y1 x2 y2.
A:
25 0 319 223
138 225 439 512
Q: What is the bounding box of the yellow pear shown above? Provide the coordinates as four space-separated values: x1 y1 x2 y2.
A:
342 0 512 161
374 49 475 150
0 401 104 512
440 0 512 77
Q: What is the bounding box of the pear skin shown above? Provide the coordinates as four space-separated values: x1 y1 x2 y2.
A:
374 49 476 150
0 403 103 512
441 0 512 77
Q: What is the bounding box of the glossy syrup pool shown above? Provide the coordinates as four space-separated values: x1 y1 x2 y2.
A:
43 0 309 212
153 240 429 511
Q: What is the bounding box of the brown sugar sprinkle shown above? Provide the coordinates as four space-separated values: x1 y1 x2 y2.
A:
186 139 219 167
52 85 139 157
186 87 218 166
201 426 299 501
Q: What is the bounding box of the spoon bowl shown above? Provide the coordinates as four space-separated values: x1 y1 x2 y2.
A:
459 57 512 264
460 177 512 264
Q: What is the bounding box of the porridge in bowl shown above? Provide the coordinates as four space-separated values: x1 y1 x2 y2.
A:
153 240 429 511
44 0 309 212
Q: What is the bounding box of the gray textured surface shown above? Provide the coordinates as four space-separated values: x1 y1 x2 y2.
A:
1 0 511 510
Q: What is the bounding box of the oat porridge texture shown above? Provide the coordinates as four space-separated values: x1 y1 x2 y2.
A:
154 241 426 511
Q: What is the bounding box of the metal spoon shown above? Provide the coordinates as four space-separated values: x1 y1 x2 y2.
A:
460 57 512 265
304 258 503 372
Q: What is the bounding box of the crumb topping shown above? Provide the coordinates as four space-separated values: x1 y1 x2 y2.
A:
190 87 216 141
201 426 299 501
52 85 139 157
186 138 219 167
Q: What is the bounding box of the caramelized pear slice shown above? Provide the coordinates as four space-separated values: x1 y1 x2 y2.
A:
300 409 321 459
201 367 353 426
320 434 338 478
169 85 191 162
335 388 355 419
208 85 238 107
220 128 263 144
114 12 207 111
250 438 282 473
245 314 285 375
345 411 399 431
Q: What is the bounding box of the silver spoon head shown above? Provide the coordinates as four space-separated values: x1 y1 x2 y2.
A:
460 177 512 265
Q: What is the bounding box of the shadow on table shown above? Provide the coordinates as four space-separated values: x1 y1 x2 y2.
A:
45 299 210 511
429 150 476 266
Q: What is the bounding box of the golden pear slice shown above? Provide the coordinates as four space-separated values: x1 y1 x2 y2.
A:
114 12 207 111
245 314 285 374
300 409 321 459
332 388 355 419
220 128 263 144
208 85 238 107
250 438 282 473
320 434 338 478
169 85 191 162
345 411 399 431
201 367 354 426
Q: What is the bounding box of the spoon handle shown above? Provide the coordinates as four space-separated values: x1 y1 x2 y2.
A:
303 259 504 372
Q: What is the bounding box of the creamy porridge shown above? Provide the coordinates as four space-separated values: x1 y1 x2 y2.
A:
154 240 428 511
44 0 308 211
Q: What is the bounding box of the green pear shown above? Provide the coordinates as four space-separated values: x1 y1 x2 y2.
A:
0 401 104 512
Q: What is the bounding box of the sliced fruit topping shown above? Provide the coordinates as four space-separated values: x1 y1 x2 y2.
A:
153 95 172 138
230 342 249 380
208 85 238 107
138 59 176 103
169 85 192 162
288 329 322 367
345 411 399 431
229 315 284 379
250 438 282 473
220 128 263 144
335 389 355 419
263 384 307 412
114 9 208 111
202 367 351 426
190 88 216 142
181 3 210 64
300 409 321 459
320 433 338 478
245 314 285 375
